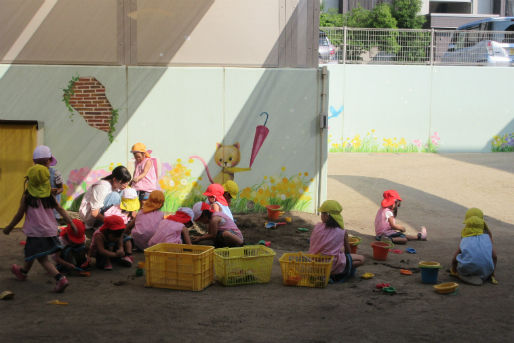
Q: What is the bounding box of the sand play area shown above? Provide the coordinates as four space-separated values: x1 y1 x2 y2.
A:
0 153 513 342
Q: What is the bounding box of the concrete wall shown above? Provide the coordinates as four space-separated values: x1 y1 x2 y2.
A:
325 64 514 152
0 0 319 68
0 65 326 214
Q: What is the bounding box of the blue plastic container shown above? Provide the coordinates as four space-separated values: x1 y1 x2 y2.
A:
419 261 441 284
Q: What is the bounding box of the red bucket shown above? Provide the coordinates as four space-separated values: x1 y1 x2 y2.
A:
371 241 390 261
266 205 284 221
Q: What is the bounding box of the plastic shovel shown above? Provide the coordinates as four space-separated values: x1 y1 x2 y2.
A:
265 221 287 229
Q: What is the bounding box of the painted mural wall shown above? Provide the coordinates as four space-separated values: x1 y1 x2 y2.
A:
0 65 325 214
325 64 514 153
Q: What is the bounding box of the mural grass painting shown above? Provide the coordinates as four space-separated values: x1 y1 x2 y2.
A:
232 167 313 213
492 133 514 152
329 130 440 153
63 161 313 214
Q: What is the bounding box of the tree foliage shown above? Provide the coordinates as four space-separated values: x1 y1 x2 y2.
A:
321 0 426 29
391 0 426 29
319 0 429 62
320 8 344 27
367 3 397 29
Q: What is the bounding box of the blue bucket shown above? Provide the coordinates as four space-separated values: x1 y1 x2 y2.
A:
419 261 441 284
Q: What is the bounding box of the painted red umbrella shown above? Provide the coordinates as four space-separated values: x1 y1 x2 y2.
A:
249 112 270 168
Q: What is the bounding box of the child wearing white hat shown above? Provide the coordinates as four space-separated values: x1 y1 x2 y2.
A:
33 145 63 220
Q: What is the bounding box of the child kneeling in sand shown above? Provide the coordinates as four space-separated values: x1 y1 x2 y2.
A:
309 200 365 283
147 208 193 246
374 190 427 244
87 215 131 270
451 208 498 285
54 219 88 273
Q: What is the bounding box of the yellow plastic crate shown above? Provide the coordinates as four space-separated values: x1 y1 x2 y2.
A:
144 243 214 291
214 245 276 286
279 252 333 288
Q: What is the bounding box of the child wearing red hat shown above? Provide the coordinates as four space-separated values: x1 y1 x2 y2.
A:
87 215 131 270
147 207 194 246
54 219 88 273
191 201 243 248
203 183 234 221
374 190 427 244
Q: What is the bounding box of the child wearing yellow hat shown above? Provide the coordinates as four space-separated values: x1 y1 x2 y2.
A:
126 190 166 250
2 165 78 292
101 187 140 266
450 208 498 285
222 180 239 206
309 200 365 283
130 142 158 205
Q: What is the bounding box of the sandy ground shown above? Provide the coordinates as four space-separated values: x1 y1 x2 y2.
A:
0 153 513 343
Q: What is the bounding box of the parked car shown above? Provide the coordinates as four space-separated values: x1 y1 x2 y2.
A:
442 17 514 66
319 32 337 64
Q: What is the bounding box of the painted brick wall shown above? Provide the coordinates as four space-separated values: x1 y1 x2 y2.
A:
68 77 113 132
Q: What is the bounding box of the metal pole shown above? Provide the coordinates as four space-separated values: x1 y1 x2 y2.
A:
430 28 435 65
343 26 347 64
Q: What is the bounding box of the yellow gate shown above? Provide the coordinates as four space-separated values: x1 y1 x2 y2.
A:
0 121 37 227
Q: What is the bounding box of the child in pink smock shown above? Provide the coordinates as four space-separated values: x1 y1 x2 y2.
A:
103 187 140 224
309 200 364 283
126 190 165 250
2 165 78 292
191 201 244 248
374 190 427 244
147 208 193 246
130 143 157 205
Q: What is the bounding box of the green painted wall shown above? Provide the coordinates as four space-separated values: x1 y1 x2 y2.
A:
0 65 325 214
325 64 514 153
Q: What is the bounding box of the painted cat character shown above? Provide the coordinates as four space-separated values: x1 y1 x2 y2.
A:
191 143 251 184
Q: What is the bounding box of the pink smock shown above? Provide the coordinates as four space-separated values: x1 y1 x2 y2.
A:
212 212 243 241
132 158 157 193
132 210 164 250
147 218 184 246
103 205 130 224
374 207 396 237
23 201 59 237
308 222 346 274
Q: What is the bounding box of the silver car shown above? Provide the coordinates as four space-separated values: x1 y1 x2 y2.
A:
319 32 336 64
442 17 514 66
